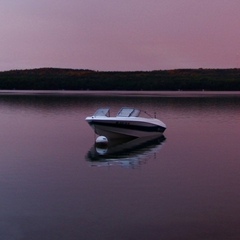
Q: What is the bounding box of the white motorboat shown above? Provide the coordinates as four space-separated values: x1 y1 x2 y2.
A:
85 107 166 139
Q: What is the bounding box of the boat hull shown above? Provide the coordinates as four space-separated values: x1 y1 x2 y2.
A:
86 117 166 139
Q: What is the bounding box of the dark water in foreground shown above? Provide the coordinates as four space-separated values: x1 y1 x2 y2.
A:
0 91 239 240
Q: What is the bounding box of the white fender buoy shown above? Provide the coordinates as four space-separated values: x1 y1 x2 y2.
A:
95 136 108 155
95 136 108 145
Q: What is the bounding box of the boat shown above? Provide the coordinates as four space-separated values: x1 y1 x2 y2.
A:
85 107 166 139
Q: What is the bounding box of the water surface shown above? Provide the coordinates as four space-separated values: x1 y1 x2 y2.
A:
0 91 239 240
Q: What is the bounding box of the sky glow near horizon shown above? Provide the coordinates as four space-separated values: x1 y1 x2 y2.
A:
1 0 240 71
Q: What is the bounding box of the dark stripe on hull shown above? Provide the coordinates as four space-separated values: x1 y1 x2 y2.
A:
89 121 166 133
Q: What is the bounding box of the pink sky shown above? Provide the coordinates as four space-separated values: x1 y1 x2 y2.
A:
1 0 240 71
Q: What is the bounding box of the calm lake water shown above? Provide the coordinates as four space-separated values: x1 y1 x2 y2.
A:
0 91 239 240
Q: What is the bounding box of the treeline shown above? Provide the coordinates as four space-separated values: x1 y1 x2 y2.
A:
0 68 240 90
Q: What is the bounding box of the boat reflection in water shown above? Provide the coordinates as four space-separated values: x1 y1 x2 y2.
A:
86 135 166 168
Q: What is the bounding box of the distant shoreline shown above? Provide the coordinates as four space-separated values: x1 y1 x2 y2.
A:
1 90 240 98
0 68 240 91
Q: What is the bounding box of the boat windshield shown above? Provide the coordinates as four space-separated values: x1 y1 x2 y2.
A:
93 108 110 117
117 108 140 117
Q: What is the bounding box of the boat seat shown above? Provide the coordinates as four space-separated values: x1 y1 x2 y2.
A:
130 109 140 117
93 108 110 117
117 108 140 117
